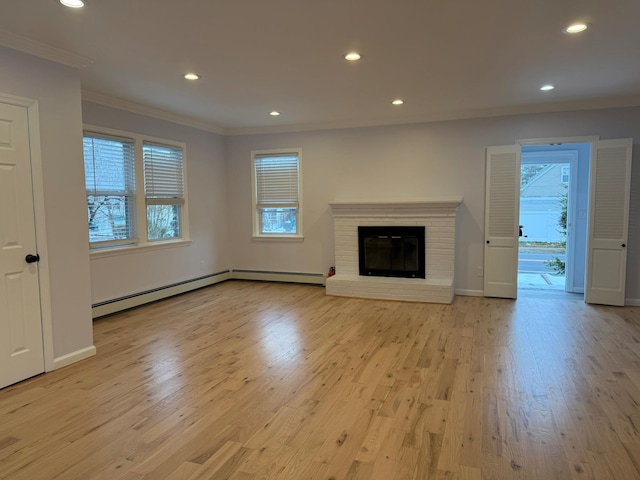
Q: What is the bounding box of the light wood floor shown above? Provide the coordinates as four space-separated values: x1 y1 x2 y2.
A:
1 281 640 480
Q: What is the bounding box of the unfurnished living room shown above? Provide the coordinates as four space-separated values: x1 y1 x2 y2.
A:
1 1 640 479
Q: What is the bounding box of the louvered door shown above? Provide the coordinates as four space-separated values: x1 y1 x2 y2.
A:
585 139 633 306
484 145 521 298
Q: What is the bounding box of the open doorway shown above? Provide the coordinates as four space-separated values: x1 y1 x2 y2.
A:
517 143 591 296
484 138 631 304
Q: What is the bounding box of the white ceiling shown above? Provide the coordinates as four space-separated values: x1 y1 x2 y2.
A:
2 0 640 134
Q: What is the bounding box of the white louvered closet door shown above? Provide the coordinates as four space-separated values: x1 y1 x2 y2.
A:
585 138 633 306
484 145 521 298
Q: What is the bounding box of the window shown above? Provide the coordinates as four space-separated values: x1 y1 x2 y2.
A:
252 149 302 237
561 165 570 184
143 143 184 241
83 126 188 250
84 133 136 247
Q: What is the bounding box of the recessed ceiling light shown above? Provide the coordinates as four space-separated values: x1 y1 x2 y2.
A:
392 99 404 105
540 84 555 91
59 0 85 7
344 52 362 61
184 73 200 80
269 111 281 116
563 23 590 34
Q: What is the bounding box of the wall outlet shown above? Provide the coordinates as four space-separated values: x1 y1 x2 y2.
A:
477 266 484 277
199 260 205 271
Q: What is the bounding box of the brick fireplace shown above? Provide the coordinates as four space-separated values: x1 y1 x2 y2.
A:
326 199 462 303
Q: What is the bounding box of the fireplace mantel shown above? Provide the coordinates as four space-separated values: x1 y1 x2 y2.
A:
326 198 462 303
329 198 462 216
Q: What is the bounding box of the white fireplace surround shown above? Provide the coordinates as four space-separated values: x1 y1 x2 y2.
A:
326 198 462 303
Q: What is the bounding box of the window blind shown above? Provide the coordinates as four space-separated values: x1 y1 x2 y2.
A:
83 133 137 245
254 154 299 207
84 134 136 197
143 142 185 205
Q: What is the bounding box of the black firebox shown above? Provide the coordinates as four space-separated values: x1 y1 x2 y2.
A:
358 226 425 279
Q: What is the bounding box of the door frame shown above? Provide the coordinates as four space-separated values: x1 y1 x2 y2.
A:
517 136 599 295
519 149 579 292
0 92 55 372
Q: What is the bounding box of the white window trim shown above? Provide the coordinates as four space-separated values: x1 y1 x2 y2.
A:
84 124 190 253
89 239 192 259
251 148 303 240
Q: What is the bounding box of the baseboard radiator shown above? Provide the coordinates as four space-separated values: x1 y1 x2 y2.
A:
91 270 325 318
230 269 325 286
92 271 231 318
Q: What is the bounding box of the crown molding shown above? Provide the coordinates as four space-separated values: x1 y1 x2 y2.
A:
328 198 463 216
82 89 640 138
0 29 92 69
81 90 225 135
224 95 640 136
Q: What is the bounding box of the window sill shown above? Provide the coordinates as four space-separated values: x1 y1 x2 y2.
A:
252 235 304 242
90 239 192 259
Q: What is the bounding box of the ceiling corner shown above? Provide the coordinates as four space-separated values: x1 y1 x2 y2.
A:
0 28 92 69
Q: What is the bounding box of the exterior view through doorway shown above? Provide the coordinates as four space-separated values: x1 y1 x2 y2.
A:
485 137 630 304
518 143 590 296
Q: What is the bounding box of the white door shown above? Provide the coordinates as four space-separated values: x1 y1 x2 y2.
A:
0 101 45 389
484 145 521 298
585 138 633 306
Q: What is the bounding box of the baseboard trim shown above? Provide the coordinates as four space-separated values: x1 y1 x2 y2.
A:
52 345 96 371
231 270 326 286
92 271 231 318
625 298 640 306
455 289 484 297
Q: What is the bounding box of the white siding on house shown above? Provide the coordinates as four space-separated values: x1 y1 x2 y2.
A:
520 164 569 243
521 164 568 198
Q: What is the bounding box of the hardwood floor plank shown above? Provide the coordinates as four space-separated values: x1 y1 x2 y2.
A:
1 281 640 479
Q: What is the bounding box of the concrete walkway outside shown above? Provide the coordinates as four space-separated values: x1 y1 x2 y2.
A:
517 271 583 300
518 272 565 290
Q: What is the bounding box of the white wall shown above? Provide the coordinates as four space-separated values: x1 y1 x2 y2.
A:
81 102 229 304
225 107 640 300
1 46 636 373
0 47 93 358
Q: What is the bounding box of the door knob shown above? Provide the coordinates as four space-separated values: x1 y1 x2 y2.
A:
622 244 626 248
25 254 40 264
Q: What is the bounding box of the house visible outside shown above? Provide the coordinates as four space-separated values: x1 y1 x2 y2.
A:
520 163 568 242
519 163 568 289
